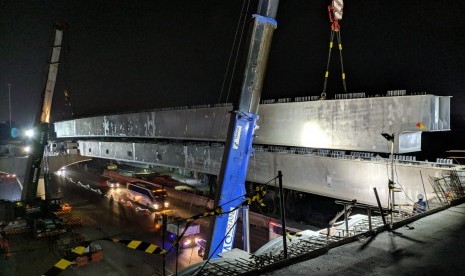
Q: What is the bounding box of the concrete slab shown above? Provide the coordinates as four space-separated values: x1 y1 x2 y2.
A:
264 203 465 276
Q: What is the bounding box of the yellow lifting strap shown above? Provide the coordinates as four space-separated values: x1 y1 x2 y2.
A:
322 30 347 97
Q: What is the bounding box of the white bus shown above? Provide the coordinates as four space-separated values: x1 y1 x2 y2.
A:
127 182 169 210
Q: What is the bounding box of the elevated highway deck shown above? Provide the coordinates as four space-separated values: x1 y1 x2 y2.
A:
55 94 451 154
51 94 460 207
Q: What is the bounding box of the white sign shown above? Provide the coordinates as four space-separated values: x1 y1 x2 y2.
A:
233 126 242 149
222 207 239 252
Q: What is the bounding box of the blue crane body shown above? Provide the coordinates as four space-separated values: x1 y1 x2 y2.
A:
208 2 279 259
208 111 258 255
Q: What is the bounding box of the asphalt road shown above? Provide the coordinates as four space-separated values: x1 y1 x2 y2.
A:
0 163 270 275
58 167 205 274
0 176 22 201
61 164 270 273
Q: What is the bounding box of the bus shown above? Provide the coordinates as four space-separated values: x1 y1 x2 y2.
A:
127 182 169 210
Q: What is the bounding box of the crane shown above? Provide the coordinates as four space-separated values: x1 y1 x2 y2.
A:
22 23 66 207
207 0 279 259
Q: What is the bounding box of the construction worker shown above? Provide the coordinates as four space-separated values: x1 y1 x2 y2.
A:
413 194 427 214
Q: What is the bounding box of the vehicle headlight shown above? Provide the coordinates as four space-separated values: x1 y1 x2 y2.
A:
153 204 159 209
164 202 169 207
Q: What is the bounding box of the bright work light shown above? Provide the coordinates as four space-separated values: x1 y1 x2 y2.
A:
25 129 34 138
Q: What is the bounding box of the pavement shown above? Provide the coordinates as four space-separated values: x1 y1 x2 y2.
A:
264 203 465 276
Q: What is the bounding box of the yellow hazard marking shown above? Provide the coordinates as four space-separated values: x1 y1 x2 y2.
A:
187 207 223 222
54 259 73 270
128 240 142 249
342 73 346 80
72 246 87 255
339 44 342 50
330 41 333 48
245 185 267 207
325 71 329 78
145 244 158 253
285 231 303 241
109 239 168 255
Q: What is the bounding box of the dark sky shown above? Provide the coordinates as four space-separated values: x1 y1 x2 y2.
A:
1 0 464 157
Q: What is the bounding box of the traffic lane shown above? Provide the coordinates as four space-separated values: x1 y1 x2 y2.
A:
39 174 165 276
59 168 109 190
0 177 21 201
55 169 269 270
60 179 156 235
55 173 204 272
64 165 108 184
57 176 170 274
166 201 270 255
58 171 270 251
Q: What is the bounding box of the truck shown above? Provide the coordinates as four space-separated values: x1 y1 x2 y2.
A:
167 222 201 249
33 218 66 238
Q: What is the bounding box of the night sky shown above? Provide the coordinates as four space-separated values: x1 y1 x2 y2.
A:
1 0 464 158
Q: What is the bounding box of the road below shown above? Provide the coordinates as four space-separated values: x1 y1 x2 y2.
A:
57 164 269 274
0 162 270 276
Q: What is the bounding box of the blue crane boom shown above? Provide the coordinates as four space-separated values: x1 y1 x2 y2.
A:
208 0 279 259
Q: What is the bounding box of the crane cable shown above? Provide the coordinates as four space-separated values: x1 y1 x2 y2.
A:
207 0 251 176
217 0 251 106
61 22 74 118
322 0 347 99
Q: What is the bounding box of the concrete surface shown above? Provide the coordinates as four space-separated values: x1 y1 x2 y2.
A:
265 203 465 276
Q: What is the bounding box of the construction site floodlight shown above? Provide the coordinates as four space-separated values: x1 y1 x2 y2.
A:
25 129 34 138
381 133 394 142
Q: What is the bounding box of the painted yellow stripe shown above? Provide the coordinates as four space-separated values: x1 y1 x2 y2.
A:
54 259 73 270
330 41 333 48
145 244 157 253
325 71 329 78
342 73 346 80
128 240 142 249
339 44 342 50
72 246 87 255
